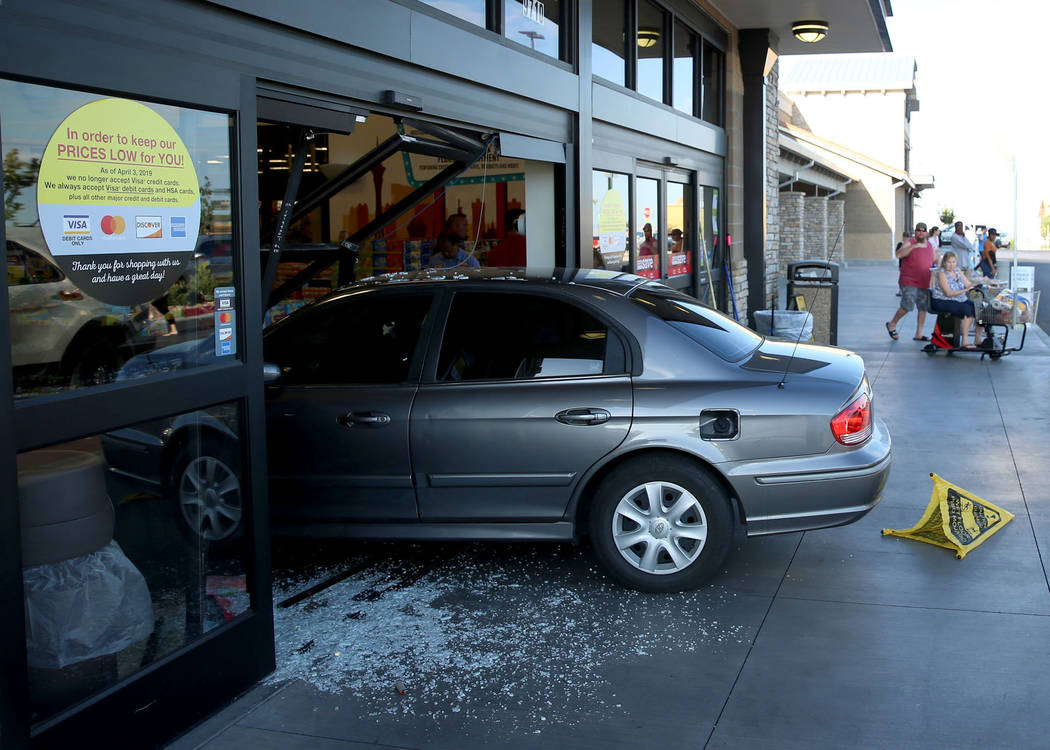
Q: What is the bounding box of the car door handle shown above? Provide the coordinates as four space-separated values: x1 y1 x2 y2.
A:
337 411 391 427
556 408 611 426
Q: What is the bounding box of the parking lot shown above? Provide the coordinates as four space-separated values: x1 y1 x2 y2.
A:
171 262 1050 749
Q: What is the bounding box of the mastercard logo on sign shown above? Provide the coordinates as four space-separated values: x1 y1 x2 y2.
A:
100 215 126 235
219 312 232 323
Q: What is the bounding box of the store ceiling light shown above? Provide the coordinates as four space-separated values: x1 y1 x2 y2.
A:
637 27 660 48
792 20 829 43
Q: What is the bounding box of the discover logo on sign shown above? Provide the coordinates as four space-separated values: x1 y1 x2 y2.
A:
136 215 162 239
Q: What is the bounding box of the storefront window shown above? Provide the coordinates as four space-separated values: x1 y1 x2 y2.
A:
702 41 724 126
666 181 691 280
417 0 486 28
635 177 660 278
262 115 545 322
592 170 630 271
1 80 236 399
592 0 627 86
636 1 666 103
18 403 247 723
505 0 560 58
672 21 696 116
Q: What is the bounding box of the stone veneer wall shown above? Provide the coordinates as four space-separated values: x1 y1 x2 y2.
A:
826 199 845 263
779 191 805 272
764 62 780 310
804 196 828 261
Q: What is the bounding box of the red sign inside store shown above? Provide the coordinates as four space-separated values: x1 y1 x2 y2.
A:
635 254 660 279
668 251 691 277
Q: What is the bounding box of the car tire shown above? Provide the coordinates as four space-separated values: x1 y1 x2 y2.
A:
589 455 733 593
168 434 244 550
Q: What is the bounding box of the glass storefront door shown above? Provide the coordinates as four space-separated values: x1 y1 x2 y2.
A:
634 176 661 279
2 77 272 748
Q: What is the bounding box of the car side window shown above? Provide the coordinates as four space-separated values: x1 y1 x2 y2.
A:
437 292 621 381
7 243 63 285
265 292 432 385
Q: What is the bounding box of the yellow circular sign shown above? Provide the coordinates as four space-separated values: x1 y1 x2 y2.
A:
37 98 201 305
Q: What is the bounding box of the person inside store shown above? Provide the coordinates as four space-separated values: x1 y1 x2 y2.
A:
670 228 684 253
429 231 480 269
639 223 658 256
445 212 469 246
930 250 988 348
487 209 527 267
885 221 935 341
978 227 999 278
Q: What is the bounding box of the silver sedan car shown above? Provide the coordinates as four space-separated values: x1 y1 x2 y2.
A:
115 268 892 592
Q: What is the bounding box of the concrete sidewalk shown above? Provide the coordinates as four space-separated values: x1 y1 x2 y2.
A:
170 263 1050 750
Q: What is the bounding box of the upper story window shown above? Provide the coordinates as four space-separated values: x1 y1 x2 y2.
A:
702 40 724 126
505 0 561 59
418 0 567 61
417 0 487 28
592 0 627 86
591 1 725 127
672 20 696 116
636 1 667 102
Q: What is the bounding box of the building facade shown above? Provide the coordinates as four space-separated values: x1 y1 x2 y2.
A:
0 1 891 746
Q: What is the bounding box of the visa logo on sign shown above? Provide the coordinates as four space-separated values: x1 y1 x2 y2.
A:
62 215 90 234
136 216 163 239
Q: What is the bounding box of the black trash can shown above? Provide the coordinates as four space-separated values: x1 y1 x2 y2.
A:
787 260 839 345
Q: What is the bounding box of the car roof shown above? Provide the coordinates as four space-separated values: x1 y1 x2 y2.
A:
338 267 654 298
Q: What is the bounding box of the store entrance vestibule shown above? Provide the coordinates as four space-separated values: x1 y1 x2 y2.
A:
594 160 724 308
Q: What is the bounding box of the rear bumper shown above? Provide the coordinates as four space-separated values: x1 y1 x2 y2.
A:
722 418 892 536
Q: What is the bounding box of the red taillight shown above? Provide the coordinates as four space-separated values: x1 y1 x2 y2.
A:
830 392 872 445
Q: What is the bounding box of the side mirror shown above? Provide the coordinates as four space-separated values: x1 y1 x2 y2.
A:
262 362 283 385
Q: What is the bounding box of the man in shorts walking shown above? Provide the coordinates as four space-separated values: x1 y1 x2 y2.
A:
886 221 935 341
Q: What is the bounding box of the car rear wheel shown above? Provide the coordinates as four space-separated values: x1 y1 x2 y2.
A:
169 435 243 550
589 455 733 592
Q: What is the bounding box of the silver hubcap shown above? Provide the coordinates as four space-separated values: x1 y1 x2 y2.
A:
611 480 708 575
179 455 241 541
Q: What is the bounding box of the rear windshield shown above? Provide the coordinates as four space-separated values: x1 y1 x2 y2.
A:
629 285 762 362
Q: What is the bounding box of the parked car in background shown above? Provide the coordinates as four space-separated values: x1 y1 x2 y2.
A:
6 226 152 389
107 268 892 592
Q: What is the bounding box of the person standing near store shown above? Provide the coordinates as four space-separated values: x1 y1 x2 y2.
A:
949 221 975 270
885 221 935 341
895 230 911 270
978 228 999 278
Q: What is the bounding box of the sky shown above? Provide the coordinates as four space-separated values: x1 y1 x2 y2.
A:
883 0 1050 247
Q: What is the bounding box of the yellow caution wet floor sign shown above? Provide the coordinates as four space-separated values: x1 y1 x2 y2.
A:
882 473 1014 559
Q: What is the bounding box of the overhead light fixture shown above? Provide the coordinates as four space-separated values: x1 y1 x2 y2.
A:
637 27 660 48
792 20 829 43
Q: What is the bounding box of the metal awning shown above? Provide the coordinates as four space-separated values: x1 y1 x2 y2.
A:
708 0 892 55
